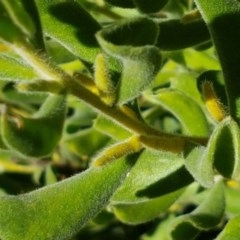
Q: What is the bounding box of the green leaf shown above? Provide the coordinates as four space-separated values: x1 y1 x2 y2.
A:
0 0 44 48
62 128 110 158
170 72 204 106
151 58 185 88
185 146 212 187
142 215 175 240
185 117 240 187
35 0 101 62
66 97 97 130
214 118 240 179
1 94 66 158
0 157 131 240
0 54 37 81
133 0 168 13
45 39 76 64
111 150 192 223
156 19 210 50
216 214 240 240
94 115 132 140
225 183 240 216
112 150 191 201
112 190 184 224
183 48 221 71
145 89 209 136
105 0 171 14
162 0 187 17
0 132 8 151
44 165 58 185
21 0 45 49
0 0 35 39
0 82 47 111
96 17 161 103
170 181 225 240
0 153 38 174
117 47 161 103
0 15 24 43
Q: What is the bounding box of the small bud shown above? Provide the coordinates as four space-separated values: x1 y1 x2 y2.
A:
94 54 117 106
92 135 142 167
202 81 227 122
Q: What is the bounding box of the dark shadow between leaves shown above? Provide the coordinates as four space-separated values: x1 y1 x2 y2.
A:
156 19 210 50
100 17 158 46
134 0 168 13
136 166 193 198
49 2 101 47
105 0 135 8
214 126 235 178
191 214 222 228
125 151 143 168
171 221 200 240
21 0 45 50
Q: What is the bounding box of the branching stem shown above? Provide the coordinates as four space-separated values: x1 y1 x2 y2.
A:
11 40 208 152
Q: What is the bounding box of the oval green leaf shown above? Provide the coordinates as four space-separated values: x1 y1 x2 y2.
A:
0 157 131 240
185 117 240 187
170 181 225 240
96 18 161 103
0 54 37 81
1 0 35 39
216 214 240 240
145 89 209 137
1 94 66 158
35 0 101 62
111 150 192 223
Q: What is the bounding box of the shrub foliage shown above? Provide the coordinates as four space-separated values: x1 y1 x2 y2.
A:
0 0 240 239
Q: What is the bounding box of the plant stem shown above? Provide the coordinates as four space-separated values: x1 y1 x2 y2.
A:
0 160 38 174
11 40 208 148
194 0 240 124
12 41 64 81
65 78 208 145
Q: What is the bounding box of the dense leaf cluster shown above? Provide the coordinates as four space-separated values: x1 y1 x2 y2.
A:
0 0 239 239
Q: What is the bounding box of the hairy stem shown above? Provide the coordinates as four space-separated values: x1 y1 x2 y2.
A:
11 40 208 149
0 160 38 174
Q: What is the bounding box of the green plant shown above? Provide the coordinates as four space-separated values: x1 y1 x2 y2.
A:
0 0 240 239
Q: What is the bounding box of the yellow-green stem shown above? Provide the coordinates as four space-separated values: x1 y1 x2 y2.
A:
12 41 64 81
92 135 142 166
11 41 208 149
0 160 38 174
